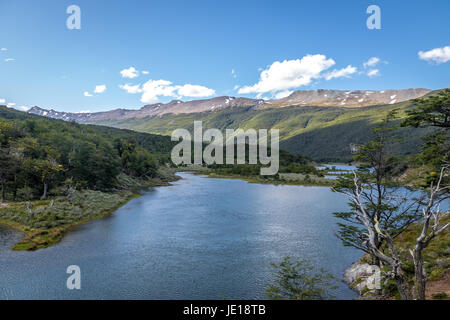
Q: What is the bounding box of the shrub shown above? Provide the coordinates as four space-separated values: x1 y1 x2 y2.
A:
432 292 448 300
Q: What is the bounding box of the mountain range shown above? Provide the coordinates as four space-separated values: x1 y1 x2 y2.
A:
28 88 430 122
25 88 437 162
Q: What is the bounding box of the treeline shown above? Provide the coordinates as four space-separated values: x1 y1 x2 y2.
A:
0 106 174 202
206 148 319 177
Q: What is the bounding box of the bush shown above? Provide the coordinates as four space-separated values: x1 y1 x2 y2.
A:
432 292 448 300
17 187 34 201
266 257 338 300
381 279 398 296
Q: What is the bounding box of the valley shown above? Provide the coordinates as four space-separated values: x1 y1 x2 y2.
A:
28 88 437 162
2 0 449 304
1 88 449 301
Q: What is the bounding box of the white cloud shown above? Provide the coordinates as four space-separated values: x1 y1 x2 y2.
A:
17 105 30 111
84 85 106 96
177 84 215 97
238 55 335 95
3 102 28 111
1 48 7 51
119 84 142 94
324 65 357 80
363 57 380 68
140 80 178 103
137 79 215 103
274 90 293 99
367 69 380 77
142 70 149 75
120 67 139 78
94 85 107 93
4 58 14 62
231 69 237 78
233 85 240 91
418 46 450 64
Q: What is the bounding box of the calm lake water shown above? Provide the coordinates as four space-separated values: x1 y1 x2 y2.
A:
316 164 357 172
0 172 360 300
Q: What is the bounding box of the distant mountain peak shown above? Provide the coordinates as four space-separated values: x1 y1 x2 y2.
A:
27 88 431 123
263 88 431 108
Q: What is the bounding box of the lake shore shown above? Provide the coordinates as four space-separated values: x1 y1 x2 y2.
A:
0 191 138 251
206 172 336 187
0 167 336 251
180 165 337 187
0 173 180 251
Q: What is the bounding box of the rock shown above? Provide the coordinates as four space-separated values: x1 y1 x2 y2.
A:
344 261 381 296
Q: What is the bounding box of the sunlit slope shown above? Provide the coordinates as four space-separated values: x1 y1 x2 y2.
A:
91 100 433 162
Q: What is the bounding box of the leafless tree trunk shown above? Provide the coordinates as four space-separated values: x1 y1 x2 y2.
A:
346 167 449 300
411 245 426 300
41 181 48 200
26 201 32 215
409 166 449 300
347 174 412 299
0 177 5 203
12 173 17 201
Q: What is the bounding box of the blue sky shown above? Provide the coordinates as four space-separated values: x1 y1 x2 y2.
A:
0 0 449 113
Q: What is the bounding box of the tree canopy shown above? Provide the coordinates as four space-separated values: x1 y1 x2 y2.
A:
0 106 174 201
402 89 450 129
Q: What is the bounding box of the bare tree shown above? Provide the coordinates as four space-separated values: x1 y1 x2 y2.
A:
333 112 423 264
345 167 449 300
409 166 449 300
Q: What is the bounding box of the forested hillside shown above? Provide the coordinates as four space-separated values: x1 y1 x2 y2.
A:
90 99 434 162
0 106 174 202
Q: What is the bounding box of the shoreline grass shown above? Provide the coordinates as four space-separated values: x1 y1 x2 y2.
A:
0 173 179 251
186 170 336 187
0 191 139 251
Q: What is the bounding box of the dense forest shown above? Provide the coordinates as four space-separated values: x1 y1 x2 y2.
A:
0 106 174 202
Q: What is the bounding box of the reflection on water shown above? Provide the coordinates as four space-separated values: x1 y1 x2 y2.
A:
322 164 357 171
0 173 360 300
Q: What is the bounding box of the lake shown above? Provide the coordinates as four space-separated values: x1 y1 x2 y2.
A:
0 172 361 300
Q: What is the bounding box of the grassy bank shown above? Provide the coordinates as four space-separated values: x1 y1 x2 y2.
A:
204 172 336 187
0 171 179 251
0 190 139 251
181 165 336 187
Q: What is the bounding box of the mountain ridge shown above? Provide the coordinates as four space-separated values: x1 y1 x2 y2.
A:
28 88 431 123
24 88 437 162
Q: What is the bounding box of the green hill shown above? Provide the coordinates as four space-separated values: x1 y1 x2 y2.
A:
0 105 175 197
91 100 433 162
